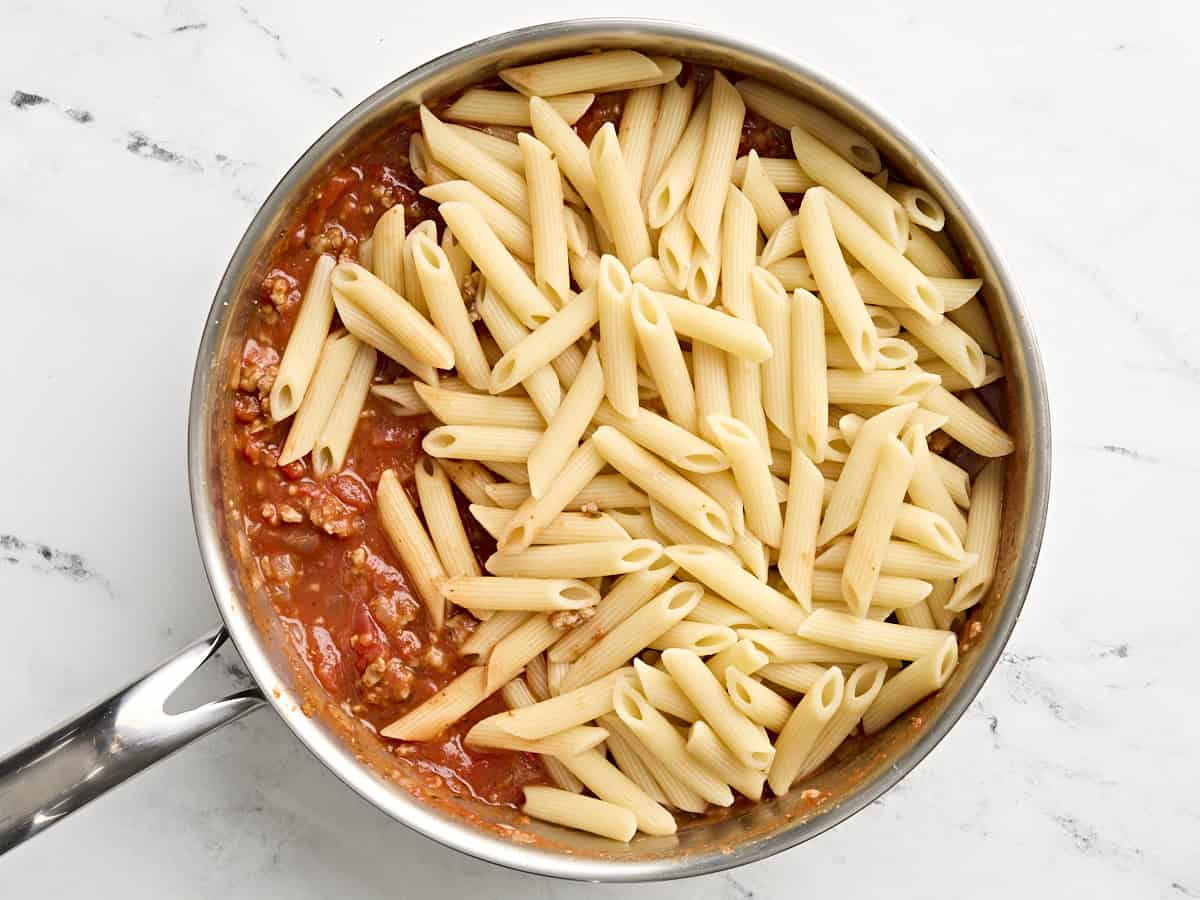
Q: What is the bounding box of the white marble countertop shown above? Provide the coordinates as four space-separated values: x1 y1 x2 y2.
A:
2 1 1197 896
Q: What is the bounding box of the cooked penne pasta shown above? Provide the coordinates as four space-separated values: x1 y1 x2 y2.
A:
439 458 497 507
630 285 697 431
686 240 721 305
593 426 733 544
442 576 599 612
444 89 593 127
666 545 807 630
596 255 640 416
380 666 488 740
489 287 598 393
947 460 1004 612
612 681 734 806
740 150 793 236
423 424 542 463
921 384 1015 457
886 182 945 231
439 201 555 329
528 97 611 237
377 468 448 629
790 126 907 250
330 262 455 370
593 402 727 474
707 638 771 682
686 721 767 801
794 661 887 778
312 340 376 476
796 189 878 371
475 286 561 420
470 504 628 546
414 383 541 429
562 582 702 692
414 456 480 581
689 592 761 629
735 79 881 173
556 749 677 836
862 635 958 734
797 609 953 661
765 665 845 795
517 133 571 306
591 124 653 268
725 668 794 733
733 154 818 193
707 415 783 547
641 78 696 206
760 214 803 268
421 181 534 262
752 266 793 439
522 785 637 842
401 219 437 316
279 333 359 465
778 450 824 606
410 234 490 390
646 87 714 230
526 344 604 498
650 291 772 361
721 184 758 319
500 678 584 793
634 658 700 720
501 50 664 96
841 436 915 615
826 369 939 407
656 207 696 291
649 622 737 656
372 380 429 416
420 106 529 219
618 85 661 195
271 254 337 421
687 73 745 256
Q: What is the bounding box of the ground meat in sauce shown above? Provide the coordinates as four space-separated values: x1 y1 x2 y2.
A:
223 65 990 811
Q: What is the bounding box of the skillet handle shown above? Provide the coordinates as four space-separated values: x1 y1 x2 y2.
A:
0 626 265 855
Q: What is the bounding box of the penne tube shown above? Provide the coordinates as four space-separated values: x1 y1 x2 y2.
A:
476 287 561 420
488 473 650 515
414 457 481 579
947 460 1004 612
377 468 448 629
948 298 1001 357
630 285 697 431
790 126 906 250
648 622 737 656
726 668 794 733
778 450 824 607
501 50 664 96
760 214 803 268
811 569 931 608
795 661 888 778
692 340 733 446
439 201 556 329
825 334 917 370
279 333 358 465
687 73 744 256
797 609 954 661
852 268 982 313
894 307 985 387
892 502 965 559
816 536 976 580
758 661 836 694
421 181 534 262
370 206 405 291
401 219 438 316
410 234 490 390
468 719 608 757
740 150 793 236
372 380 429 416
593 402 728 474
332 276 438 386
752 267 793 438
517 133 571 306
690 592 761 629
590 123 653 268
841 436 915 616
613 681 734 806
408 132 454 186
721 184 758 319
562 582 703 692
666 545 806 631
619 85 662 195
641 78 697 206
686 720 767 801
485 613 563 692
919 356 1004 393
920 385 1015 457
634 658 700 720
826 369 939 407
442 576 599 612
651 291 772 361
271 254 337 420
557 749 677 837
420 106 529 219
822 190 943 323
527 345 604 498
528 97 611 234
687 239 721 305
489 287 598 393
736 629 888 666
656 206 696 291
446 124 523 170
380 666 487 740
330 262 455 369
736 79 881 173
414 383 542 429
483 460 531 484
423 425 542 463
707 638 771 682
492 667 632 740
440 458 497 507
486 539 662 579
661 648 774 770
733 154 818 193
630 257 675 293
646 86 714 229
444 89 593 127
501 678 584 793
600 712 708 813
597 256 640 417
470 504 628 546
684 470 747 538
887 182 945 231
862 636 958 734
312 340 376 476
593 426 734 544
788 288 829 461
796 190 879 373
706 415 783 548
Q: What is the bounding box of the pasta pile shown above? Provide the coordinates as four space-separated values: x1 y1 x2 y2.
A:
266 49 1015 842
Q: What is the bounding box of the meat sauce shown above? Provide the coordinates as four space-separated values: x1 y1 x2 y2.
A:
224 71 811 808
